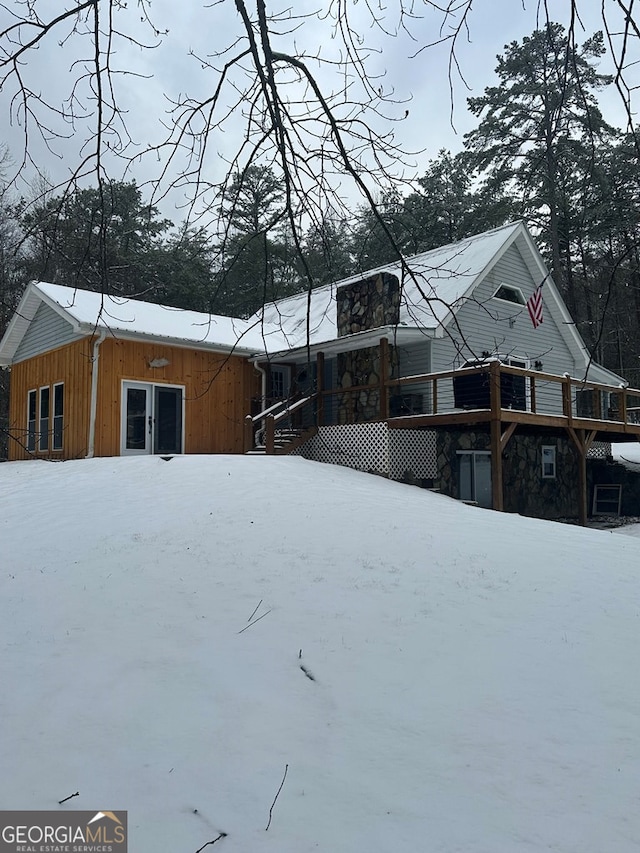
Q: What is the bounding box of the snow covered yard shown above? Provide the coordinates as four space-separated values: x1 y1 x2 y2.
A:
2 454 640 853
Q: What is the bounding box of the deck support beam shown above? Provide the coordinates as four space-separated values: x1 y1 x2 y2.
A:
379 337 390 420
566 427 598 526
316 351 325 427
489 360 504 512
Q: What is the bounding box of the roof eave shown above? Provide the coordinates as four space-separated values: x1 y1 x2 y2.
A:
79 326 261 357
253 324 435 362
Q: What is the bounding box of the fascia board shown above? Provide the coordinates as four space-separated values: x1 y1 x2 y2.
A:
36 286 85 334
0 283 43 366
81 326 260 357
253 324 434 362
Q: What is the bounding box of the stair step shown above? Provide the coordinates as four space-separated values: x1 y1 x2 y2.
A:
246 425 315 456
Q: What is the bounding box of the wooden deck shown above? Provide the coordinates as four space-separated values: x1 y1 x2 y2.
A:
248 352 640 525
388 407 640 442
386 360 640 443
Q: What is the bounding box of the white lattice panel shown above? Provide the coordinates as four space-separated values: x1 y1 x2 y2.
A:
588 442 612 459
293 422 390 474
389 429 438 479
292 422 438 482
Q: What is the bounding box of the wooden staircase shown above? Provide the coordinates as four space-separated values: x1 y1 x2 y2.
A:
246 427 316 456
245 393 318 456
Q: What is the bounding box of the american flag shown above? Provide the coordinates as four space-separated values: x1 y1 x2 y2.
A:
526 283 544 329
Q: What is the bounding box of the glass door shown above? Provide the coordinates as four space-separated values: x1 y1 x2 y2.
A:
153 386 183 454
122 382 152 455
458 451 492 508
121 382 184 455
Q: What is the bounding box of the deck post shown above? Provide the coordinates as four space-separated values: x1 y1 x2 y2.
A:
577 439 588 526
619 388 628 424
265 415 275 455
489 360 504 512
244 415 254 453
562 375 573 424
316 351 325 427
566 427 595 527
530 375 537 414
379 337 390 419
594 388 602 420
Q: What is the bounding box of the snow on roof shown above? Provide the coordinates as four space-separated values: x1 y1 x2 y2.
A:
36 282 290 354
252 222 524 351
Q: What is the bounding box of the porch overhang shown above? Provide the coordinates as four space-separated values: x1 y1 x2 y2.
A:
252 324 434 364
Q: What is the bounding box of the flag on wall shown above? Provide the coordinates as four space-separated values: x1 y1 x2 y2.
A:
526 283 544 329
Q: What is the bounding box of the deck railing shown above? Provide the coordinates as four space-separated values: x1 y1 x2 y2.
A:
246 361 640 452
386 361 640 423
244 393 316 453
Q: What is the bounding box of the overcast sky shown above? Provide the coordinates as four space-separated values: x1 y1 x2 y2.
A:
0 0 635 221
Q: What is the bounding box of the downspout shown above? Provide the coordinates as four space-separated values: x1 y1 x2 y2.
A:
254 361 268 447
86 330 106 459
255 361 268 411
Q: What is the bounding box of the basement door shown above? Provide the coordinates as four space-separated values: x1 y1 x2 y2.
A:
121 381 184 455
458 451 492 508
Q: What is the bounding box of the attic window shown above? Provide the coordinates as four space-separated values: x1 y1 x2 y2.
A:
493 284 526 306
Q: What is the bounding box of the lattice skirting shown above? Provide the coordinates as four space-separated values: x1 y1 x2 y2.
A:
292 422 437 480
389 429 438 479
588 441 612 459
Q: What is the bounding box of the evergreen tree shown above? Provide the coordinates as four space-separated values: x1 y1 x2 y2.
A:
302 213 354 286
464 23 614 316
212 165 297 315
22 180 172 298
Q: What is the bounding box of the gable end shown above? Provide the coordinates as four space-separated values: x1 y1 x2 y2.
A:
13 302 84 363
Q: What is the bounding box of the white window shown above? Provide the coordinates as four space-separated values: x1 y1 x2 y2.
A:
27 384 64 453
27 389 37 452
541 446 556 479
38 386 50 452
493 284 526 306
269 365 291 400
53 383 64 451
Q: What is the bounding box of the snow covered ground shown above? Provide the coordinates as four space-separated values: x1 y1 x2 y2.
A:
613 441 640 475
2 454 640 852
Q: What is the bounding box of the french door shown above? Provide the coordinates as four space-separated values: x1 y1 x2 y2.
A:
121 381 184 455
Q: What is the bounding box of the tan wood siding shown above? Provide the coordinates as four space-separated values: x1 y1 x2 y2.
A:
7 337 93 461
94 339 260 456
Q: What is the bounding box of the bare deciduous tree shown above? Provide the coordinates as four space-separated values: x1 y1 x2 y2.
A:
0 0 639 341
2 2 636 255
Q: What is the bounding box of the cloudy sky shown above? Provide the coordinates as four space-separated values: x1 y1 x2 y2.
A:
0 0 635 221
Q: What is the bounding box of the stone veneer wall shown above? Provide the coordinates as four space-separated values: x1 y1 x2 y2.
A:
337 345 397 424
436 429 579 519
334 271 401 424
336 272 400 336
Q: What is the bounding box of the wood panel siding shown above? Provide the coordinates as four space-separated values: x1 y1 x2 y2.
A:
94 338 261 456
14 302 83 363
7 337 93 461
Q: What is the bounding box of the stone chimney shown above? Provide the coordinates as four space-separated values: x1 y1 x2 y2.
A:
336 272 400 337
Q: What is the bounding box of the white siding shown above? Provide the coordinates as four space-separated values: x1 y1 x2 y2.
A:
393 341 432 414
13 303 82 363
431 242 574 374
428 243 577 414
